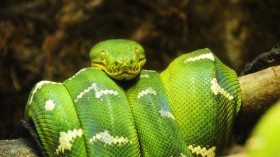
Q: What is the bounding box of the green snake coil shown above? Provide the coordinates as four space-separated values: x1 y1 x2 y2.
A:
24 39 241 157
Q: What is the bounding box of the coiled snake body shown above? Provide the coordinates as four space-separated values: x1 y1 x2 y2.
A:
24 39 241 156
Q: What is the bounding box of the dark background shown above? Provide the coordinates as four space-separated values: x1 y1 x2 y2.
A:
0 0 279 139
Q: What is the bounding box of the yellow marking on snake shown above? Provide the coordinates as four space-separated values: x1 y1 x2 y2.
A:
159 109 175 120
89 130 131 146
55 128 83 155
45 99 55 111
74 83 119 102
211 78 233 100
188 145 216 157
28 81 61 105
137 87 157 98
184 53 215 62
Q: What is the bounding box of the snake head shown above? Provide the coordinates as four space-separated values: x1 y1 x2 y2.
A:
89 39 146 80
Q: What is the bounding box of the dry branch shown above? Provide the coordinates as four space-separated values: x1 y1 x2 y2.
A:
0 138 38 156
236 65 280 129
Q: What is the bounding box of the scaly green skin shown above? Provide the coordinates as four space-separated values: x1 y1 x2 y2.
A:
25 68 140 156
126 70 191 156
24 39 241 157
160 49 241 156
24 82 88 156
245 100 280 157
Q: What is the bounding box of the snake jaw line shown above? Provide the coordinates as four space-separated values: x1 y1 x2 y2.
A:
91 56 145 80
92 61 143 80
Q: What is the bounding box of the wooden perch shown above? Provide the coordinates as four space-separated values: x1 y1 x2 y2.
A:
0 65 279 156
236 65 280 131
0 138 38 156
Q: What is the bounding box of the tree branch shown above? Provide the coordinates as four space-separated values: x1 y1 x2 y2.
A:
236 65 280 131
0 138 38 156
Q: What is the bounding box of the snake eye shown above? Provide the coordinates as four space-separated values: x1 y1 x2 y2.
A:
135 47 140 55
100 51 106 60
114 61 119 66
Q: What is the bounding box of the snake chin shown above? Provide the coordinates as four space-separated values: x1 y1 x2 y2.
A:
106 66 140 80
91 62 141 80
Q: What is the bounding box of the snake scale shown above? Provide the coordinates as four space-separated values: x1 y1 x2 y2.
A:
24 39 241 157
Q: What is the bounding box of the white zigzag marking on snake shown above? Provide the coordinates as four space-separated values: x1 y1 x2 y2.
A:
211 78 233 100
75 83 97 102
45 99 55 111
28 81 61 105
95 90 118 99
75 83 119 102
137 87 157 98
159 109 175 120
89 130 131 146
188 145 216 157
68 68 87 80
68 67 99 80
184 53 214 62
55 128 83 155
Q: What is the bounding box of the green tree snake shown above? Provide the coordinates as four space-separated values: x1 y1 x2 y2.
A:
24 39 241 157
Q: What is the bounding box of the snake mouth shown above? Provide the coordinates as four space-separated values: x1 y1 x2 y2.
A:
105 65 141 80
91 61 141 80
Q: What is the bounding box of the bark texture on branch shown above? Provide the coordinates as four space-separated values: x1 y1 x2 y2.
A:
236 65 280 131
0 138 38 157
0 65 279 156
